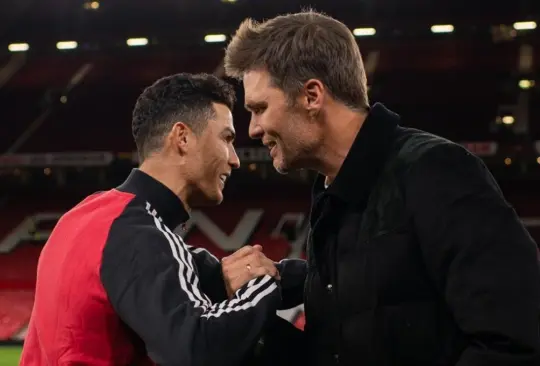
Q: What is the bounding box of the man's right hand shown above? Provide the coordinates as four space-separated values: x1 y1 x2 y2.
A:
221 245 280 299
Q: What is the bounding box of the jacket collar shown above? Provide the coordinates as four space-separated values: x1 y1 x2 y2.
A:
117 169 190 229
312 103 400 205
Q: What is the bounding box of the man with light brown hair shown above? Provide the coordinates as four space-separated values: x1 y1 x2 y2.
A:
224 10 540 366
225 11 369 175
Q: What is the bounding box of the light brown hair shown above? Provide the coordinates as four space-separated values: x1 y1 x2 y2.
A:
224 10 369 110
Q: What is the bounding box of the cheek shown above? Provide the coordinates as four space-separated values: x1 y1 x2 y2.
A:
205 145 228 170
262 110 286 136
187 156 204 180
216 143 229 159
280 115 300 139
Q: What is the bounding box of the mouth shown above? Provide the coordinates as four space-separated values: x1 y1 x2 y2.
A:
219 174 229 186
264 141 277 157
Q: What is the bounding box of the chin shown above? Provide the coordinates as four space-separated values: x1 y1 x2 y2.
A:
190 189 224 207
275 166 289 175
202 193 223 206
273 158 291 175
209 187 225 204
213 192 224 205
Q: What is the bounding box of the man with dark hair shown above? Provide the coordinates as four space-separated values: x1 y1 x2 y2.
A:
224 10 540 366
132 73 235 162
21 73 283 366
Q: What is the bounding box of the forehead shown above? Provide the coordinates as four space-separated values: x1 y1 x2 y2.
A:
243 70 284 103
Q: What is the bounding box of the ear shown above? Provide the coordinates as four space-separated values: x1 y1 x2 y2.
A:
303 79 325 111
168 122 192 155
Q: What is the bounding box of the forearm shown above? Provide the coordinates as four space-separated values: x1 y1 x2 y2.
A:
113 273 282 366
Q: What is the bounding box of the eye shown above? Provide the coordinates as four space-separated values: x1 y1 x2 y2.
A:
252 107 265 116
224 134 235 144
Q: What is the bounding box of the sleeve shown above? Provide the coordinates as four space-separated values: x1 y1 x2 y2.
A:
405 143 540 366
275 258 308 309
242 259 307 365
186 244 228 303
185 246 308 307
100 218 281 366
251 315 308 366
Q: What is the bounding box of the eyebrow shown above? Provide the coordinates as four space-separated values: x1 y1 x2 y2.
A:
244 101 267 111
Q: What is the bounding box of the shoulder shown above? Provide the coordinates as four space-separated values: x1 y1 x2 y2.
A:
391 127 491 182
392 129 504 203
393 126 475 166
389 127 499 191
102 195 182 270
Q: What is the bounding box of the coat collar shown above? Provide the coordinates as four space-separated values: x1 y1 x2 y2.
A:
117 169 190 229
312 103 400 205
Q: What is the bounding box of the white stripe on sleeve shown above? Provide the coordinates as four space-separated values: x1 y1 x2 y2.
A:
146 202 278 318
146 203 210 308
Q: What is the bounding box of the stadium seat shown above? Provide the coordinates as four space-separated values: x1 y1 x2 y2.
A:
0 290 34 340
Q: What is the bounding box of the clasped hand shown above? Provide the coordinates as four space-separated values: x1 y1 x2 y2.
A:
221 245 280 298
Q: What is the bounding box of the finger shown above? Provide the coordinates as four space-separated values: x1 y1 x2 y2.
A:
229 264 280 293
248 258 279 279
263 262 279 279
222 245 255 263
249 266 275 279
224 252 278 282
249 252 279 278
261 257 280 280
224 253 259 274
250 252 263 267
223 258 257 280
231 252 263 270
226 248 268 270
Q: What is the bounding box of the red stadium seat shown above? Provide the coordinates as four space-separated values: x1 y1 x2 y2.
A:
0 290 34 340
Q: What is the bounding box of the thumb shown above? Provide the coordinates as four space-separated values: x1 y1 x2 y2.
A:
253 244 263 251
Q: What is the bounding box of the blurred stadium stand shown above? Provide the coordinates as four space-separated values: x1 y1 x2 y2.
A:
0 0 538 352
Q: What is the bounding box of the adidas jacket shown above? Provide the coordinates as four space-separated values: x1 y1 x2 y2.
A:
20 169 283 366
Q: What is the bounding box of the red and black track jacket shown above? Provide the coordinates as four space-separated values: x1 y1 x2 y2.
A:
20 169 284 366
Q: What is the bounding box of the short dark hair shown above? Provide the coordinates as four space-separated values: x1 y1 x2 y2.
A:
132 73 236 161
224 10 369 110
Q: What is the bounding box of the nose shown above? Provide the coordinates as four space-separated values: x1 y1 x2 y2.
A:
229 146 240 169
248 118 264 140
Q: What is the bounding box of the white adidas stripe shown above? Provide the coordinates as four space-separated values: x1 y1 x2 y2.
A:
202 282 278 319
206 275 276 316
146 204 210 309
210 276 269 311
186 245 274 313
146 202 278 318
211 273 262 311
229 276 261 305
163 225 209 303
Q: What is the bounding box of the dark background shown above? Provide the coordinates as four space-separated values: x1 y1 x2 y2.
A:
0 0 538 357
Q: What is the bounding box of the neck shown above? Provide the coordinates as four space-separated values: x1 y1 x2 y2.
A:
315 105 367 184
138 156 192 212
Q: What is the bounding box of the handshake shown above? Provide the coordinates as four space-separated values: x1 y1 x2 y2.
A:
221 244 280 298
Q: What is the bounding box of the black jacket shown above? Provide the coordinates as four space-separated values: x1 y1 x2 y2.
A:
25 167 283 366
260 103 540 366
103 170 309 366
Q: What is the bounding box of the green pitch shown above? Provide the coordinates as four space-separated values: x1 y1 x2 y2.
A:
0 346 22 366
